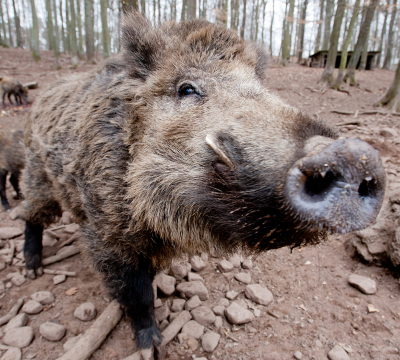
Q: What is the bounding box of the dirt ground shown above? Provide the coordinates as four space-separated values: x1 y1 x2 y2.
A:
0 48 399 360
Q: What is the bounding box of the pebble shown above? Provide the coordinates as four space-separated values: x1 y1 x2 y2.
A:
185 295 202 311
171 299 186 312
294 351 303 359
1 347 22 360
170 311 180 322
245 284 274 305
187 336 199 351
226 290 240 300
53 274 67 285
202 331 220 352
10 274 25 287
22 300 43 315
155 273 176 296
191 306 216 326
9 206 23 220
328 345 350 360
61 211 72 225
218 298 230 307
159 319 169 332
154 304 170 322
4 313 28 333
190 256 206 272
31 291 55 305
40 322 66 341
176 281 209 300
0 260 6 271
242 258 253 269
234 272 252 284
228 254 242 267
42 233 58 247
0 281 5 294
2 327 34 348
212 305 225 316
348 274 377 295
64 223 80 234
217 260 234 273
170 263 191 281
63 334 83 351
214 316 223 329
154 299 162 308
74 302 97 321
187 272 204 283
181 320 204 339
5 282 12 289
0 227 23 239
380 127 398 138
224 302 254 325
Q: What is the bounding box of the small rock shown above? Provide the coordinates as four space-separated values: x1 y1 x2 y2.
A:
200 253 208 261
176 281 209 300
22 300 43 315
218 298 230 307
212 305 225 316
74 302 97 321
348 274 377 295
242 258 253 269
4 313 28 333
155 304 170 322
202 331 220 352
214 316 223 329
169 311 181 322
64 223 80 234
178 332 188 344
40 322 66 341
42 232 58 247
63 334 83 351
383 346 399 354
171 299 186 312
181 320 204 339
328 345 350 360
170 263 191 281
187 272 204 283
185 295 202 311
1 347 22 360
225 302 254 325
0 281 5 294
187 336 199 351
217 260 234 273
380 127 398 138
294 351 303 359
14 240 24 252
154 299 163 308
226 290 240 300
2 327 34 348
190 256 206 272
159 319 169 332
31 291 55 305
235 272 252 284
245 284 273 305
155 273 176 296
0 227 23 239
9 206 23 221
191 306 215 326
5 282 12 289
61 211 72 224
53 274 67 285
10 274 25 287
0 261 6 271
228 254 241 267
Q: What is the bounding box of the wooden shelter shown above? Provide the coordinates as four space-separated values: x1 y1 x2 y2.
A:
309 50 380 70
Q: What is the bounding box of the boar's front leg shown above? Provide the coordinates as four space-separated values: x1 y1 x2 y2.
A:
0 169 11 211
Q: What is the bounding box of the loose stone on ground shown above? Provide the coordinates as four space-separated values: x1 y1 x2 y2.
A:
225 302 254 324
245 284 274 305
348 274 377 295
31 291 55 305
22 300 43 315
176 281 209 300
2 327 34 348
328 345 350 360
39 322 66 341
74 302 97 321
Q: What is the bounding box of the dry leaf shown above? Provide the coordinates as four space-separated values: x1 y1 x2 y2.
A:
65 287 78 296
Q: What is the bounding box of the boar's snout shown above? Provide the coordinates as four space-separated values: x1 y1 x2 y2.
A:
284 138 386 234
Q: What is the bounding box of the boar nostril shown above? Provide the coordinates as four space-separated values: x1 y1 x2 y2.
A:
303 171 338 202
358 177 377 198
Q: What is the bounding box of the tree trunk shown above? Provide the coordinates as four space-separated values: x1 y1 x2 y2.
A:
69 0 79 65
141 0 146 16
6 0 14 47
281 0 295 65
76 0 84 57
383 0 397 69
85 0 95 63
187 0 196 19
322 0 335 50
372 6 379 50
52 0 61 53
375 60 400 111
344 0 378 85
375 0 389 68
0 0 7 47
45 0 61 68
121 0 138 13
59 0 67 52
29 0 40 59
261 0 266 43
100 0 110 58
297 0 308 63
11 0 21 46
269 0 274 55
240 0 247 38
202 0 206 18
319 0 346 83
333 0 360 88
358 26 370 71
314 0 325 52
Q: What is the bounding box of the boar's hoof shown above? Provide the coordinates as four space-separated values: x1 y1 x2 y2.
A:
285 138 386 234
25 253 43 278
136 325 163 358
140 345 165 360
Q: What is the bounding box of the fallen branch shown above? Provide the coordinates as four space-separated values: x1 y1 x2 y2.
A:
57 232 80 249
48 225 66 232
56 300 122 360
43 269 77 277
121 352 142 360
0 297 24 326
161 310 192 346
23 81 38 89
42 245 80 266
6 240 15 265
331 110 354 115
332 109 399 117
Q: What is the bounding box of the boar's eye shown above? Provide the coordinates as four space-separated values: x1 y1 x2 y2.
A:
177 82 202 99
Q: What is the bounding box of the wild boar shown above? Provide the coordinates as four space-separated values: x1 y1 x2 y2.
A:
0 129 25 211
21 13 386 358
1 77 29 106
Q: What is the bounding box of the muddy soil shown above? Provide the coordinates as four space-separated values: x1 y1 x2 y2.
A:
0 48 399 360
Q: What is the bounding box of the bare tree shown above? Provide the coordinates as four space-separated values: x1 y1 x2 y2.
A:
375 60 400 111
181 0 187 21
375 0 389 67
29 0 40 58
85 0 95 63
0 0 7 47
269 0 275 54
261 0 267 43
121 0 138 13
187 0 196 19
315 0 325 52
344 0 379 85
45 0 61 68
297 0 308 63
6 0 14 47
60 0 68 52
11 0 21 46
76 0 84 56
319 0 346 83
52 0 60 52
281 0 295 65
100 0 110 57
240 0 247 38
322 0 335 50
358 26 370 71
69 0 79 65
383 0 397 69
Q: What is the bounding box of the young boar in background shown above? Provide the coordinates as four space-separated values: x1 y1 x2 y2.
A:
0 129 25 211
21 13 386 358
1 77 30 106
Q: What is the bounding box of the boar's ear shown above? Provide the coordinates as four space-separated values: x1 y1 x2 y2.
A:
243 43 269 82
122 12 165 80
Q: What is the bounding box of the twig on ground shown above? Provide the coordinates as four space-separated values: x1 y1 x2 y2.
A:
161 310 192 346
48 225 66 231
43 269 77 277
6 240 15 264
42 245 80 266
331 110 354 115
0 297 24 326
57 232 80 249
56 300 122 360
